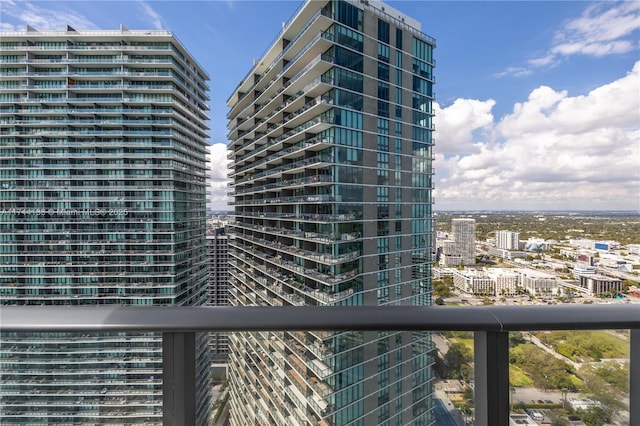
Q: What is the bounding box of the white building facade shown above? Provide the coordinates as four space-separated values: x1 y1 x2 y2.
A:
517 269 558 296
495 230 519 250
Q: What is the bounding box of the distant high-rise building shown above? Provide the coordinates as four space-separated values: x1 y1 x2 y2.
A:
207 228 233 361
0 28 211 424
495 230 519 250
451 218 476 265
437 238 463 267
226 0 436 424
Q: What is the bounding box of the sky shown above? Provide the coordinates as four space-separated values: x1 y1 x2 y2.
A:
1 0 639 212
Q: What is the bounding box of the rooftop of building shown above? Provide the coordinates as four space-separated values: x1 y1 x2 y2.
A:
0 24 209 80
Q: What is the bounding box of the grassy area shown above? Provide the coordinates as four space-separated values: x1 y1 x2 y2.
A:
455 338 474 352
568 374 582 388
443 331 617 393
534 330 629 362
510 343 582 390
509 364 533 387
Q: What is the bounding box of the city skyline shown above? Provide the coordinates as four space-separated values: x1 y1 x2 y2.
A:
1 0 638 212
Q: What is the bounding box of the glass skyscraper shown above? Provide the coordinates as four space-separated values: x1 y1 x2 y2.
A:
226 0 435 424
207 228 233 362
0 28 211 424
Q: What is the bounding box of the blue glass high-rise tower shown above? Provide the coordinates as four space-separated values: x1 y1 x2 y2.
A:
0 27 211 424
226 1 436 424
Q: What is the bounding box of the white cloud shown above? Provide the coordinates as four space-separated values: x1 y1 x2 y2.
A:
207 143 232 211
0 0 97 31
434 98 496 154
496 2 639 77
493 67 534 78
137 1 165 30
0 22 18 32
530 2 640 68
434 61 640 211
500 62 640 137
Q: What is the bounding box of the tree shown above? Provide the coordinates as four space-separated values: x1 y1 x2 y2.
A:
509 343 576 391
509 332 526 346
433 279 454 298
577 406 610 426
546 410 570 426
593 362 629 393
443 343 473 380
481 296 494 305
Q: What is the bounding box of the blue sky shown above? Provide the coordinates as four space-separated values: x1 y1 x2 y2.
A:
1 0 639 211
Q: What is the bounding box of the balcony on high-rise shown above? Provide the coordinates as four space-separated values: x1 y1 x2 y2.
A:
1 304 638 425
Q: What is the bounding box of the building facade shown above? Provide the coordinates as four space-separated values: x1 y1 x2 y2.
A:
517 269 558 296
578 274 622 295
226 0 435 424
495 230 519 250
486 246 527 261
451 218 475 266
452 267 560 297
437 238 463 267
524 237 550 252
207 228 233 361
573 264 596 279
485 268 519 296
0 28 211 424
452 269 495 296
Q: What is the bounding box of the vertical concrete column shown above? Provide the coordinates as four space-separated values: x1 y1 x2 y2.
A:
474 330 510 426
163 332 196 426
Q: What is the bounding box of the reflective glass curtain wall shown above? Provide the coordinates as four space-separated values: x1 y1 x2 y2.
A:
226 0 435 424
0 29 211 425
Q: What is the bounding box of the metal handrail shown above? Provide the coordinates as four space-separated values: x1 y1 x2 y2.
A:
1 304 638 426
1 304 638 332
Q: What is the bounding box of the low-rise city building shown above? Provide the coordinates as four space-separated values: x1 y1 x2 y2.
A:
560 274 622 296
453 269 495 295
487 246 528 261
573 264 596 279
517 268 559 296
486 268 519 296
432 267 456 280
524 238 551 251
449 267 561 297
579 274 623 295
628 244 640 255
569 238 621 251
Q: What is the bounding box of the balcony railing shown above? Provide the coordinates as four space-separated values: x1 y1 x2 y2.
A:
1 304 638 426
